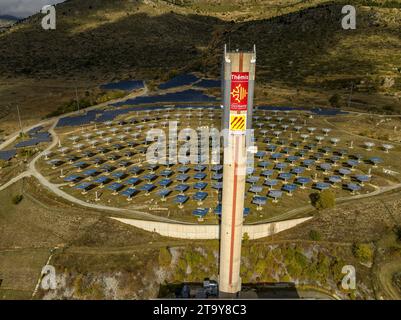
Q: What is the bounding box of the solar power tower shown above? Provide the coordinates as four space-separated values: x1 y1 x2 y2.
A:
219 45 256 297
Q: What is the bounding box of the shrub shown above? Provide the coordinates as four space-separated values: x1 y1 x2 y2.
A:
309 229 322 241
312 190 335 210
158 247 172 267
12 194 23 205
394 226 401 243
329 93 342 108
352 243 373 263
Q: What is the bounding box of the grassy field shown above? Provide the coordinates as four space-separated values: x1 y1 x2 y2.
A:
0 176 177 299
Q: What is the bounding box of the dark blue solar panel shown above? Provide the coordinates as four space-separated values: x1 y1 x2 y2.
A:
347 160 359 167
73 161 87 168
0 149 16 161
75 182 92 190
258 161 270 168
303 159 315 167
275 163 288 170
212 173 223 181
249 185 263 193
212 182 223 190
83 169 98 176
369 157 382 164
194 182 208 190
143 173 157 181
64 175 81 182
292 167 305 175
328 175 342 184
192 208 209 217
129 166 143 175
100 80 144 91
255 151 266 158
159 179 172 187
177 166 190 173
193 192 208 201
111 171 126 179
211 165 223 172
107 183 123 191
27 126 43 136
287 156 299 163
268 190 283 198
214 205 222 215
246 176 259 184
347 183 361 191
194 172 207 180
15 131 52 148
195 79 221 88
194 164 207 172
125 177 140 185
157 189 171 197
174 195 189 204
94 176 110 184
264 179 279 187
320 163 332 171
253 196 267 205
176 174 189 182
339 168 351 175
158 74 199 90
175 184 189 192
282 184 297 192
296 177 311 185
112 90 216 107
278 173 292 180
121 188 139 197
315 182 330 190
57 110 100 127
139 183 156 192
160 170 173 177
355 175 370 182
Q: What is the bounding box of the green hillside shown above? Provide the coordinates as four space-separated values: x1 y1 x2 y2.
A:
0 0 400 111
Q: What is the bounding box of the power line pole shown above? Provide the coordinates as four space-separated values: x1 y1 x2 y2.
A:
16 105 23 134
347 82 354 108
75 86 80 113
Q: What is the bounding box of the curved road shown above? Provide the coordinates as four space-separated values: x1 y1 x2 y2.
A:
1 96 401 225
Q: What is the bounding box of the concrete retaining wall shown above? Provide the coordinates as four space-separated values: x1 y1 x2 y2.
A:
111 217 312 240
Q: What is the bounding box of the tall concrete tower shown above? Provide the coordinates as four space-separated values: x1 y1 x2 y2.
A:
219 46 256 297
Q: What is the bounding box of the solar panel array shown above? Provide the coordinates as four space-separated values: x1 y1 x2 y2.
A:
100 80 144 91
56 105 219 128
112 89 217 107
15 130 52 148
158 74 199 90
46 106 388 222
195 79 221 88
0 149 17 161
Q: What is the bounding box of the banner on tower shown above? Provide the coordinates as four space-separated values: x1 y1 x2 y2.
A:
230 72 249 111
230 114 246 133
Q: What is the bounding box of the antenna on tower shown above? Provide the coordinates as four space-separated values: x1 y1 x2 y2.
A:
251 44 257 63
